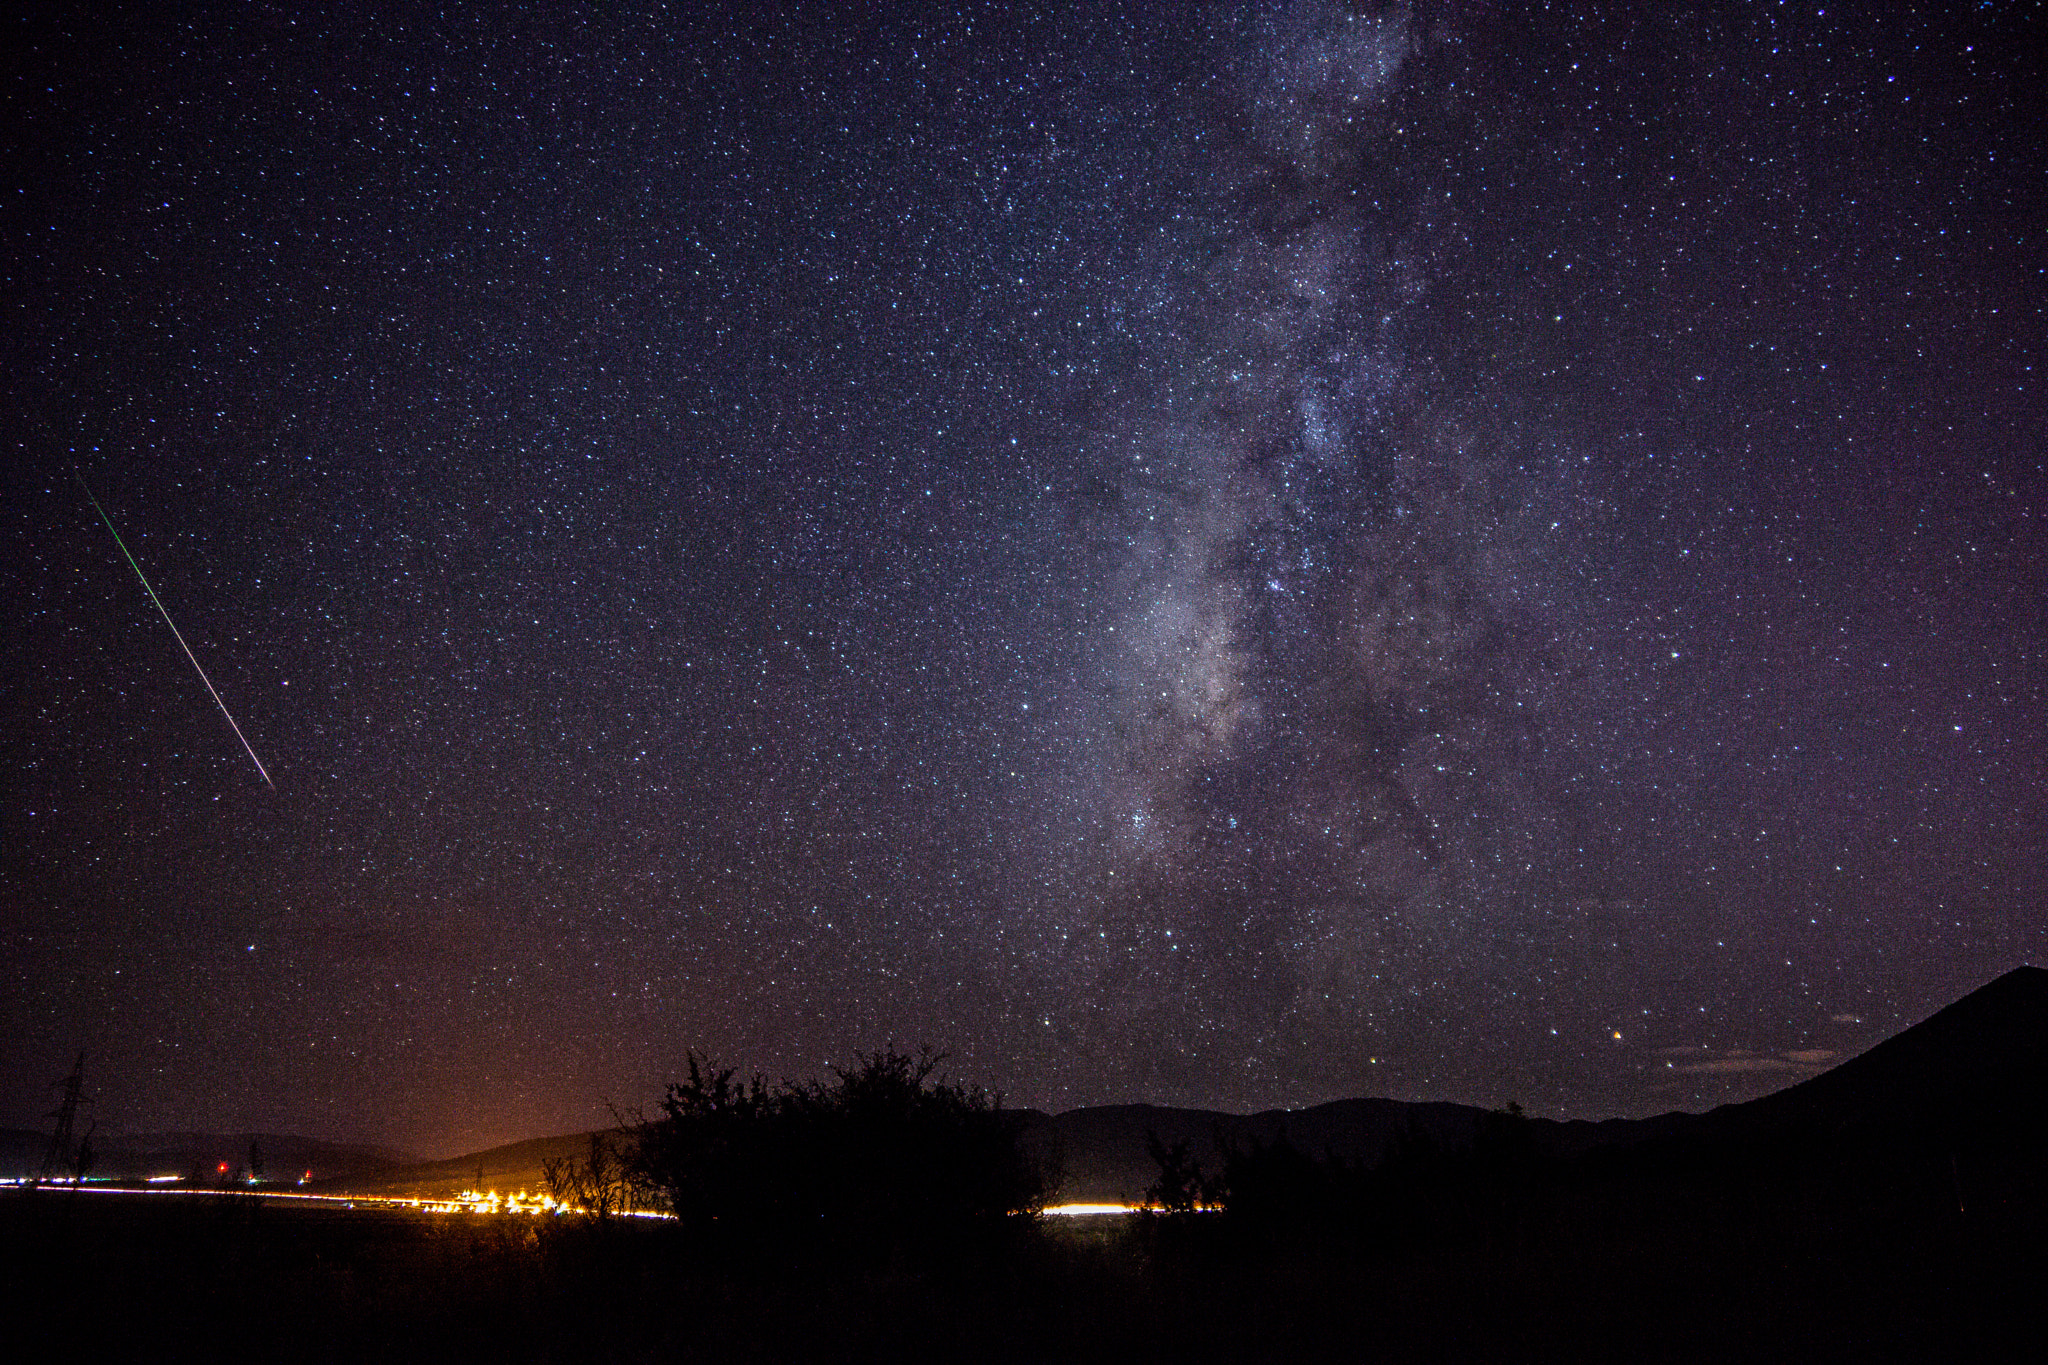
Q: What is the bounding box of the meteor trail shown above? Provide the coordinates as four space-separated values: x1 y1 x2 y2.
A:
77 474 274 789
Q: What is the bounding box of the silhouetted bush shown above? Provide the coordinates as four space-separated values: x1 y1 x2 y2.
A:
629 1048 1047 1262
1216 1133 1337 1230
1142 1103 1562 1257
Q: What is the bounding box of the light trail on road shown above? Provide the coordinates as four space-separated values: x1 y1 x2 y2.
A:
5 1180 1145 1218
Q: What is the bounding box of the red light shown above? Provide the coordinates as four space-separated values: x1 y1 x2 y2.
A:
218 1162 229 1173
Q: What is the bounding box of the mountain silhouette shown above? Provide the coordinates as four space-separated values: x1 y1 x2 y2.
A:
218 966 2044 1209
0 1130 414 1183
1606 964 2048 1217
1019 1097 1703 1204
1029 966 2048 1204
301 1130 607 1200
1712 964 2048 1138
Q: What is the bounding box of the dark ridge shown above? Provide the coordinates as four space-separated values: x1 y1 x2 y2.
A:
302 1130 606 1200
0 1131 416 1183
1601 965 2048 1215
1031 1095 1703 1204
31 968 2036 1210
1033 967 2048 1203
1719 964 2048 1136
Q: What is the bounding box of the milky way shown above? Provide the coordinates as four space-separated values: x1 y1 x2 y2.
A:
1031 6 1607 1097
4 2 2042 1152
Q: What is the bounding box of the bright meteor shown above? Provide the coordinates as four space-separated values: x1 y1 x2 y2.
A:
78 474 274 789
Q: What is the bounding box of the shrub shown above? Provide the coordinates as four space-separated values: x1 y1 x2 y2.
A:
629 1048 1046 1261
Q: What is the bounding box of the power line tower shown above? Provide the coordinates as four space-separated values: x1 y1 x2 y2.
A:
40 1052 90 1182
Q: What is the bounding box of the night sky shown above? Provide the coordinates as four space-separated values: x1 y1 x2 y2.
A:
4 1 2042 1157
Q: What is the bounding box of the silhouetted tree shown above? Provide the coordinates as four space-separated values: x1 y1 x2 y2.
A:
630 1048 1046 1261
1472 1100 1537 1173
543 1130 638 1219
1144 1131 1211 1214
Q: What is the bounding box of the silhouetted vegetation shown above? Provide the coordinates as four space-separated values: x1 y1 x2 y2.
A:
540 1128 638 1220
629 1048 1049 1264
1142 1130 1211 1214
1141 1114 1491 1254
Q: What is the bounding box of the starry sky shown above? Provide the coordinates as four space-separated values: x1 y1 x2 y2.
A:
4 1 2043 1157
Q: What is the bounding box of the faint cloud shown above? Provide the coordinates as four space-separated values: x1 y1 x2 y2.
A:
1670 1046 1836 1076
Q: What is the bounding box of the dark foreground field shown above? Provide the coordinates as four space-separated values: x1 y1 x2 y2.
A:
2 1176 2039 1364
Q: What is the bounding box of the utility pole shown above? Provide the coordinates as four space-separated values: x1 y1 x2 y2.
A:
40 1053 89 1182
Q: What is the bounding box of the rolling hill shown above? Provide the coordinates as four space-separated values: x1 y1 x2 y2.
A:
43 966 2033 1207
